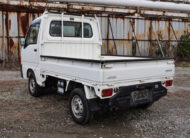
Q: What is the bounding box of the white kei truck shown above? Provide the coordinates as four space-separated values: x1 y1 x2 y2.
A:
20 11 175 124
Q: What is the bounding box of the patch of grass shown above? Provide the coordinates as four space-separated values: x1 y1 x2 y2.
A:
175 61 190 67
182 64 189 67
177 34 190 59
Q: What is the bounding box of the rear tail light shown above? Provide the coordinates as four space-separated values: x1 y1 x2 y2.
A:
102 89 113 97
165 80 173 87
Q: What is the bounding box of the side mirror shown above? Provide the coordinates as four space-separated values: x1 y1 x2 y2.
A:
20 38 25 47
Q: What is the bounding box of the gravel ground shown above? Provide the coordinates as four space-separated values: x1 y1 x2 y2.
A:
0 67 190 138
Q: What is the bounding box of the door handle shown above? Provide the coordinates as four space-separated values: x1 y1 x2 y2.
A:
34 49 37 52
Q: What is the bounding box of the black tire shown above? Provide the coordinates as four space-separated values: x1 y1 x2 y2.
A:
137 102 153 109
28 72 42 97
69 88 92 125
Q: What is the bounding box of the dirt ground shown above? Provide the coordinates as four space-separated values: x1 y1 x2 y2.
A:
0 67 190 138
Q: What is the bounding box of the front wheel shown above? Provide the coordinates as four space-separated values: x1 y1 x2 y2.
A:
69 88 92 125
28 73 42 97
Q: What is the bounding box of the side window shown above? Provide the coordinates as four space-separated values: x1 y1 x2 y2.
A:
49 21 61 37
49 21 93 38
84 23 93 38
25 22 40 47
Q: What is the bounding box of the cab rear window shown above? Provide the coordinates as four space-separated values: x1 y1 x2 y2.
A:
49 21 93 38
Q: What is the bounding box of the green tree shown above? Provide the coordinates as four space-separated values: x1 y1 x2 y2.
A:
177 34 190 59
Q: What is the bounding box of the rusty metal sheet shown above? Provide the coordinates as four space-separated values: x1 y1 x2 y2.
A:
115 40 124 55
101 40 107 55
0 11 2 60
171 21 186 40
0 38 2 60
105 40 124 55
108 17 115 39
100 16 190 56
170 21 178 40
187 22 190 33
18 12 29 37
29 13 34 25
0 0 190 63
108 17 124 39
0 0 68 12
3 37 7 62
152 20 160 40
138 41 150 56
7 12 18 37
145 20 151 40
0 11 2 37
124 40 132 56
124 18 132 40
8 37 18 62
29 13 40 25
136 19 146 40
184 22 189 34
1 0 190 16
4 12 18 62
116 18 124 39
99 17 107 39
159 21 168 40
141 10 190 19
108 40 116 55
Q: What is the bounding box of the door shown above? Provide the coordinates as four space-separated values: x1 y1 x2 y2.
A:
21 21 41 71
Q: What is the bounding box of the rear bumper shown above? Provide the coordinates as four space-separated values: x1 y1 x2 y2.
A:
88 82 167 111
109 82 167 108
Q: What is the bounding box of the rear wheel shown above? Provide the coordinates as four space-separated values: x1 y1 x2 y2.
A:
69 88 92 125
28 72 42 97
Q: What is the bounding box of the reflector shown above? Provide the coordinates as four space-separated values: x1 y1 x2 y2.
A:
165 80 173 87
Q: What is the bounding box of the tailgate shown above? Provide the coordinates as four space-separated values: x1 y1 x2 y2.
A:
102 59 175 85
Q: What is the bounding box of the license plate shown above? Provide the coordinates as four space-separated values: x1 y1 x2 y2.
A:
131 89 149 102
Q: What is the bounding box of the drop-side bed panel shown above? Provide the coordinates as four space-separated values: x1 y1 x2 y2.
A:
40 56 103 85
39 55 175 88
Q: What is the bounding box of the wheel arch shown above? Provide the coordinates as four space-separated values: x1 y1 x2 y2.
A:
27 69 34 78
67 81 97 99
67 81 84 92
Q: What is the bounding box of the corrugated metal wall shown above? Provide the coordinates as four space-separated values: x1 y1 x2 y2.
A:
99 16 190 56
0 1 190 64
0 11 41 63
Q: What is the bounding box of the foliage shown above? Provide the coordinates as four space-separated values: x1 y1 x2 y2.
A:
177 34 190 59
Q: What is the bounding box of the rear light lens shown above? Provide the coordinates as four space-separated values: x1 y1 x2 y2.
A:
102 89 113 97
165 80 173 87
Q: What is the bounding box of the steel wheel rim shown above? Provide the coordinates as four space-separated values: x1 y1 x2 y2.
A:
71 95 84 119
29 77 36 94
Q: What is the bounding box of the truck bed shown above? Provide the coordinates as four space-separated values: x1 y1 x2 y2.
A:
40 55 175 89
